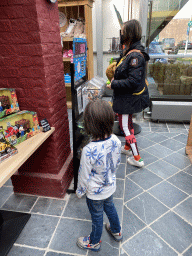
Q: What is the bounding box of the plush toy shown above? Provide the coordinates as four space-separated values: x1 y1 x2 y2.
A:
106 61 117 82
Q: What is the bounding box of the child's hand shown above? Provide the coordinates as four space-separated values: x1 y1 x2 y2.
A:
106 83 111 89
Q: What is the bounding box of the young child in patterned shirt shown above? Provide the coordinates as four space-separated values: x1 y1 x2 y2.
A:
76 99 123 252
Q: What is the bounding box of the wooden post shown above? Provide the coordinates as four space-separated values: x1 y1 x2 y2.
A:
186 115 192 163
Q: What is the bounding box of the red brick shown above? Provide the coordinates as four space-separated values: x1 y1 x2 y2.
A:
43 54 63 66
0 45 15 56
0 78 9 87
22 5 38 19
19 78 45 89
8 0 34 4
0 6 24 19
19 67 45 78
11 19 39 32
14 44 42 56
0 0 8 6
0 67 19 77
19 56 44 67
19 97 49 109
40 32 60 44
0 20 11 32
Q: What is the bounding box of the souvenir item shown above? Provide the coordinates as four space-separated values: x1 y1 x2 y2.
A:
40 118 51 132
0 89 20 119
0 111 41 146
0 131 18 163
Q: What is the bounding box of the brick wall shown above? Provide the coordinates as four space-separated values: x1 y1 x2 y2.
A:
159 18 192 45
0 0 73 197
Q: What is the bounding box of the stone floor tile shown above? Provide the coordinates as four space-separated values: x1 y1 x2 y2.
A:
116 163 126 179
150 211 192 253
128 168 162 190
49 218 91 255
120 153 127 163
145 144 174 158
7 246 45 256
126 162 141 175
150 122 167 128
183 246 192 256
122 228 177 256
144 132 169 143
168 171 192 195
148 181 188 208
159 132 180 138
168 128 188 134
163 152 191 170
172 134 188 144
173 197 192 224
151 128 169 133
160 138 186 151
63 194 91 220
167 123 186 129
0 186 13 208
3 178 13 186
1 194 37 212
31 197 66 216
146 160 180 179
137 150 159 166
113 179 124 199
135 136 156 150
124 177 143 203
183 165 192 176
88 228 120 256
46 252 75 256
122 206 146 241
16 214 59 248
126 192 169 225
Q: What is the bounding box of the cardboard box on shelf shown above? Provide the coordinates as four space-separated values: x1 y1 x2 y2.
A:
0 88 20 119
0 111 41 146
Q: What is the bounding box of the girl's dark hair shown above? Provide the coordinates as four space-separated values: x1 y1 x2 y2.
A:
84 99 115 140
122 19 142 49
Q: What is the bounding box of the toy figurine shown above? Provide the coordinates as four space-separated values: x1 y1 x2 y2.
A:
0 102 3 112
19 126 25 137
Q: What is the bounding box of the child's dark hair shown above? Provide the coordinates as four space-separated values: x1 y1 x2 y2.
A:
122 19 142 51
84 99 115 140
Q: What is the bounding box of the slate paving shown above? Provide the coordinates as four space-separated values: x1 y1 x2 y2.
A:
0 110 191 256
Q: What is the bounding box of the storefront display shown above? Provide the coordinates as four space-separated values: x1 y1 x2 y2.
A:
0 132 18 163
0 89 20 119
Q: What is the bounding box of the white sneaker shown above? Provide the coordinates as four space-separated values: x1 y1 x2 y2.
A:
121 146 132 156
127 156 144 168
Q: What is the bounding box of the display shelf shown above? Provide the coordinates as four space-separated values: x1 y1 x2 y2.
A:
62 37 73 42
63 57 72 62
58 0 94 8
0 128 55 187
65 83 71 87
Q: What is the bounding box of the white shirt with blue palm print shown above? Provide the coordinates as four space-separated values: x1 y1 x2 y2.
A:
76 134 121 200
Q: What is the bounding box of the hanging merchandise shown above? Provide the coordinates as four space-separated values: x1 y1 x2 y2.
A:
73 38 87 81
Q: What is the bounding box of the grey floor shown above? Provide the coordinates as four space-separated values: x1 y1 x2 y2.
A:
0 109 192 256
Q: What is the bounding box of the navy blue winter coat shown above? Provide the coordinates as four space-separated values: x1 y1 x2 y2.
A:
111 41 150 114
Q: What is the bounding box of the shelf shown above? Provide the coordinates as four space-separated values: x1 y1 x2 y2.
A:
65 83 71 87
63 58 72 62
58 0 94 8
62 37 73 42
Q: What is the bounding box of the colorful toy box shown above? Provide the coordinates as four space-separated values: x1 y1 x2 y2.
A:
0 131 18 163
0 88 20 119
0 110 41 146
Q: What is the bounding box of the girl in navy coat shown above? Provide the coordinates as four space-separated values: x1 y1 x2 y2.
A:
107 19 150 167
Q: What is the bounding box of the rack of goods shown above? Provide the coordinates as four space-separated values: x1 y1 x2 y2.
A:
58 0 94 108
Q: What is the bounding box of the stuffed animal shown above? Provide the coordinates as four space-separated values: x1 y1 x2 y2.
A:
106 62 117 82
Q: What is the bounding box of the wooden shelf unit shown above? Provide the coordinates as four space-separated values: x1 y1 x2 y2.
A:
59 0 94 109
